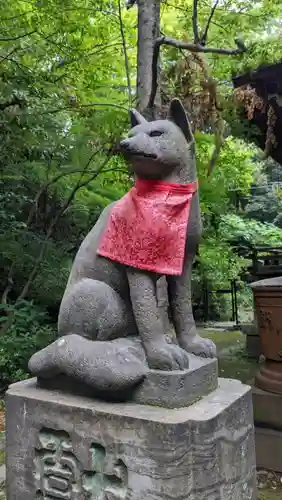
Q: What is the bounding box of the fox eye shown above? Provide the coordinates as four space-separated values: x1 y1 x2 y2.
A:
149 130 163 137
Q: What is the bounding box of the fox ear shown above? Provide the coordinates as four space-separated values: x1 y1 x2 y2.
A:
129 109 147 128
168 98 194 143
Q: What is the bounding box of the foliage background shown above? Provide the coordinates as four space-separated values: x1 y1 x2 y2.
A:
1 0 282 388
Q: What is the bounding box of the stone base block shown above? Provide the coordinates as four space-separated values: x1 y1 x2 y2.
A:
246 334 261 359
241 323 261 359
5 378 257 500
255 427 282 473
38 353 218 409
252 385 282 429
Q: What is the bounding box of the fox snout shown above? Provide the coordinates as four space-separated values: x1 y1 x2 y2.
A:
119 138 131 152
119 137 158 160
119 137 139 156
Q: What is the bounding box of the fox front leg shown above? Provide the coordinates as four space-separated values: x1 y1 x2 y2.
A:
167 257 217 358
126 268 190 370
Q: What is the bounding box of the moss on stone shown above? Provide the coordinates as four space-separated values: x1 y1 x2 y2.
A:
259 492 282 500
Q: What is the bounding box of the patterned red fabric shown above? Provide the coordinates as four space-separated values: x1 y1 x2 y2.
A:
97 179 198 275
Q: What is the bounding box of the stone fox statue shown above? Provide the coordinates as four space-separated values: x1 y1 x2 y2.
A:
29 99 216 393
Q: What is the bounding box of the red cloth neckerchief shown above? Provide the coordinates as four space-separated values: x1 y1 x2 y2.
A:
97 178 198 275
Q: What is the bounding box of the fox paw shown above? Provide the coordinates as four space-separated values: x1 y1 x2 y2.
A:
180 334 217 358
146 342 190 371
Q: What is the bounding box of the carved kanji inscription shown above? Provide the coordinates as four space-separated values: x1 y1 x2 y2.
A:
34 428 128 499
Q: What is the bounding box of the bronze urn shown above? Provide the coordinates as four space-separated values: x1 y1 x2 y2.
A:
251 277 282 394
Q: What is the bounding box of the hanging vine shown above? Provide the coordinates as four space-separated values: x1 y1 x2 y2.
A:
264 105 277 157
234 84 277 157
234 85 265 119
161 49 226 174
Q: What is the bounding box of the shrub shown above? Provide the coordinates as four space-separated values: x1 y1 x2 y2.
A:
0 300 56 390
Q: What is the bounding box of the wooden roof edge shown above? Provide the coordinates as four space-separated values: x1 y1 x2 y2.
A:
232 61 282 89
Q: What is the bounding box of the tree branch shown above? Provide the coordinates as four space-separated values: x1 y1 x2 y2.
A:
0 95 24 110
41 102 130 116
0 11 33 22
118 0 132 105
52 41 123 70
148 36 247 111
0 152 112 322
192 0 200 43
0 47 19 63
200 0 219 45
0 30 37 42
0 140 112 306
16 157 111 303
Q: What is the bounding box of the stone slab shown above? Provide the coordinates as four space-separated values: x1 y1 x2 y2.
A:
38 353 218 409
240 323 261 359
252 385 282 430
5 378 257 500
246 334 261 359
133 354 218 407
255 427 282 473
0 465 5 485
240 323 258 336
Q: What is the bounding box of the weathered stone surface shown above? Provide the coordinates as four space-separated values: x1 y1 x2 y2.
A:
241 322 261 359
252 385 282 473
252 385 282 430
28 99 217 403
6 378 257 500
29 335 149 393
132 353 218 408
0 465 5 485
246 333 261 359
255 427 282 473
37 351 218 408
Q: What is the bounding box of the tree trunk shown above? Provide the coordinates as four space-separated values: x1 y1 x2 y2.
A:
136 0 172 336
136 0 161 118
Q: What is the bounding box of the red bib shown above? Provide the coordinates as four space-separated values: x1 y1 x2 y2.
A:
97 179 198 275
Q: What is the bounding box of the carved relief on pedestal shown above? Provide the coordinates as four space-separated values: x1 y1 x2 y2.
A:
34 428 128 499
257 308 272 330
257 307 281 336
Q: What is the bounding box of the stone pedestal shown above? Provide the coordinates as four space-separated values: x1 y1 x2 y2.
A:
6 378 257 500
37 353 218 409
253 385 282 429
252 385 282 472
240 322 261 359
255 428 282 473
251 277 282 393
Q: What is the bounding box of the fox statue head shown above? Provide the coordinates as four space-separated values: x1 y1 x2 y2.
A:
119 99 196 183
